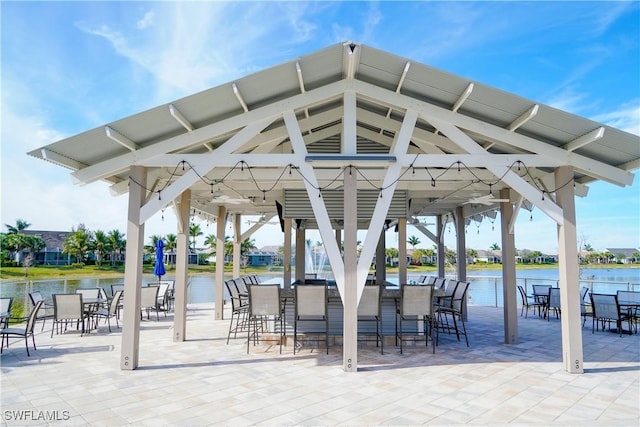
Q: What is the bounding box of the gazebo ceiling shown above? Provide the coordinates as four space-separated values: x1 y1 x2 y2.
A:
29 42 639 226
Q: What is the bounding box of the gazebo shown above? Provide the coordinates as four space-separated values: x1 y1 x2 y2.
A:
30 42 639 373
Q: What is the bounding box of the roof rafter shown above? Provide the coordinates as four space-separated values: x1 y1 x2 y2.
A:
507 104 539 131
105 126 138 151
71 80 351 184
169 104 194 132
232 83 249 113
563 126 604 152
139 116 275 223
351 79 634 186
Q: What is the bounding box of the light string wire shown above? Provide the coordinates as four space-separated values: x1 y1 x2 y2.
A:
128 158 575 204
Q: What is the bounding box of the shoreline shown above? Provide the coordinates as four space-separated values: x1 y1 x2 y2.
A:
1 262 637 282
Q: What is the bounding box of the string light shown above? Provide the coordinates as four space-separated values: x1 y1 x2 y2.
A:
126 158 574 208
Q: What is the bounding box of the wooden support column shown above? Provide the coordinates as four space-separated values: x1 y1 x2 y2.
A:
343 168 358 372
215 206 226 320
283 217 292 288
173 190 190 341
121 166 146 370
500 188 518 344
455 207 467 281
233 214 241 279
437 214 445 277
376 230 386 286
295 227 306 283
398 218 407 286
555 166 584 374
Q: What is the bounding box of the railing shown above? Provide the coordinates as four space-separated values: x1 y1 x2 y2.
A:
459 275 639 307
2 273 638 313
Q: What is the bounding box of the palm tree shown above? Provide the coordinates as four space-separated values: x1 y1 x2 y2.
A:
146 235 163 256
62 224 93 264
240 238 257 256
408 235 420 249
107 229 126 266
5 219 31 234
203 234 217 255
189 223 203 250
490 243 500 251
93 230 111 267
164 233 177 267
385 247 399 266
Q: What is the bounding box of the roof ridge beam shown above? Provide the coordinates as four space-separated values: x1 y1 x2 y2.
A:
343 42 360 80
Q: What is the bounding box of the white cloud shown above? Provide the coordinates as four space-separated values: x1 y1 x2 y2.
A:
591 100 640 136
137 10 155 30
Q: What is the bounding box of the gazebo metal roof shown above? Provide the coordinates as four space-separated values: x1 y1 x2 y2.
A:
29 41 639 374
29 42 639 226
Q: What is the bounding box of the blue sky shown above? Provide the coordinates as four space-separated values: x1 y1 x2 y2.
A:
1 1 639 254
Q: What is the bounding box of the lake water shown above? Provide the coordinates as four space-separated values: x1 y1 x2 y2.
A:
2 267 639 311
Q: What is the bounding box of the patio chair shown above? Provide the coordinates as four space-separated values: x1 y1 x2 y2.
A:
545 287 561 321
1 300 43 357
0 297 13 329
357 284 383 354
247 284 284 354
423 276 437 285
76 288 101 329
110 284 125 318
111 284 125 297
435 281 470 346
152 283 170 316
225 279 249 344
590 293 631 336
95 290 123 332
140 285 161 320
517 285 542 318
294 283 329 354
28 291 54 331
396 284 437 354
532 285 552 316
616 290 640 334
580 286 592 327
235 278 249 297
52 293 86 337
433 277 447 290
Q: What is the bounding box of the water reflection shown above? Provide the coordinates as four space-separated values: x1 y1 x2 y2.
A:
1 268 638 310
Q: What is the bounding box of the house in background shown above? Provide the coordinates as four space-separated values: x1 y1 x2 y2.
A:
606 248 640 264
22 230 72 265
475 250 502 264
534 253 559 264
246 246 282 267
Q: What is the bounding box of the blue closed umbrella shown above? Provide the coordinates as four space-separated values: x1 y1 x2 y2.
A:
154 239 166 280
